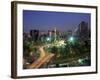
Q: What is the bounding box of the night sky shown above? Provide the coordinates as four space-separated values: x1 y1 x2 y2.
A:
23 10 91 33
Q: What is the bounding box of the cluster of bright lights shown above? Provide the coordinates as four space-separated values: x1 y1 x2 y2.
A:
58 40 65 45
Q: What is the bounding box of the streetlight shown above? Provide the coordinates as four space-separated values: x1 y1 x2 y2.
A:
46 37 51 43
46 37 50 41
68 36 74 43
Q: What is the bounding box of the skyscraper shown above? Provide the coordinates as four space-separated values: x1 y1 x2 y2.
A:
74 21 89 41
30 29 39 42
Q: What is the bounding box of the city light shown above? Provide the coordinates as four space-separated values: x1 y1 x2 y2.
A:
78 59 84 64
78 59 82 63
68 36 74 43
58 40 65 46
69 37 74 41
46 37 51 41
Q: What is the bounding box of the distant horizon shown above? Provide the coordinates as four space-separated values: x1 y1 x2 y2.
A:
23 10 91 33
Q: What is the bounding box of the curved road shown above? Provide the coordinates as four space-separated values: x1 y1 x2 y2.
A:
27 46 54 69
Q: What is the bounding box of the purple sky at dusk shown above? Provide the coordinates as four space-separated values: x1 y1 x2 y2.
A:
23 10 91 33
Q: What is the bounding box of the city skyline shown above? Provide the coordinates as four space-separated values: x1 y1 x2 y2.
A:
23 10 91 69
23 10 91 33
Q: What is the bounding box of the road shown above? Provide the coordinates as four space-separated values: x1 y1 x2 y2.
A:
27 46 54 69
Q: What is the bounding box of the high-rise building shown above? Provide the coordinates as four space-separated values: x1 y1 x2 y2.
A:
74 21 89 41
48 30 52 38
30 29 39 42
